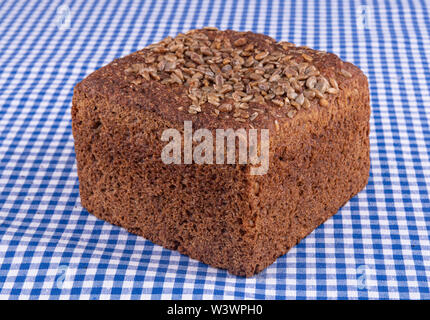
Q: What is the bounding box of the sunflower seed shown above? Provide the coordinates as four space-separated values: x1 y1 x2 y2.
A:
284 66 298 78
269 73 281 82
329 78 339 90
248 73 261 81
319 98 329 107
274 86 285 96
244 56 255 67
265 93 275 100
287 89 298 100
238 102 249 109
242 95 253 102
221 64 232 73
279 41 295 50
291 100 301 109
273 99 284 107
219 84 233 94
188 104 201 113
304 89 315 99
215 74 224 87
287 109 297 118
149 70 160 80
302 53 313 62
255 51 269 60
218 103 233 112
234 38 247 47
295 93 305 106
315 77 329 93
340 69 352 78
306 76 317 89
250 112 259 121
190 52 205 64
302 98 310 109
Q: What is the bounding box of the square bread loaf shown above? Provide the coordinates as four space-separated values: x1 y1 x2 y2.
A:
72 28 370 277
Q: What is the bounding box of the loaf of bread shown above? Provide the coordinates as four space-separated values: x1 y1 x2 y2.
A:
72 28 370 277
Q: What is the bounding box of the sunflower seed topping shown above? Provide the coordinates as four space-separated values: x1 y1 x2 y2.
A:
218 103 233 112
127 29 342 122
287 109 297 118
250 112 259 121
340 69 352 78
302 53 313 62
255 51 269 60
319 98 329 107
188 104 201 114
295 93 305 106
203 26 219 31
234 37 247 47
273 99 284 107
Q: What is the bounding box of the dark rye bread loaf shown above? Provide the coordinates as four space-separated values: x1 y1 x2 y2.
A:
72 28 370 277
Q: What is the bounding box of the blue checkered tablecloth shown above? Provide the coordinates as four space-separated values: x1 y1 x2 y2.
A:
0 0 429 300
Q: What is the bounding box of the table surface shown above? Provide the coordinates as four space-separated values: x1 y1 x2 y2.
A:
0 0 429 299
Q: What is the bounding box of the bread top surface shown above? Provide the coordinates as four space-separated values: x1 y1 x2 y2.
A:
76 28 366 130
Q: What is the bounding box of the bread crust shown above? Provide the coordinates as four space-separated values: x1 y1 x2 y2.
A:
72 29 370 276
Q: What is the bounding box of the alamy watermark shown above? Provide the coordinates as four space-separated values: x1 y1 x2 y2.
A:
357 5 372 30
56 4 71 30
356 264 375 290
55 264 74 289
161 121 269 175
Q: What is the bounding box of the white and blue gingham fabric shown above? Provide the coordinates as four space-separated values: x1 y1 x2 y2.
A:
0 0 429 300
